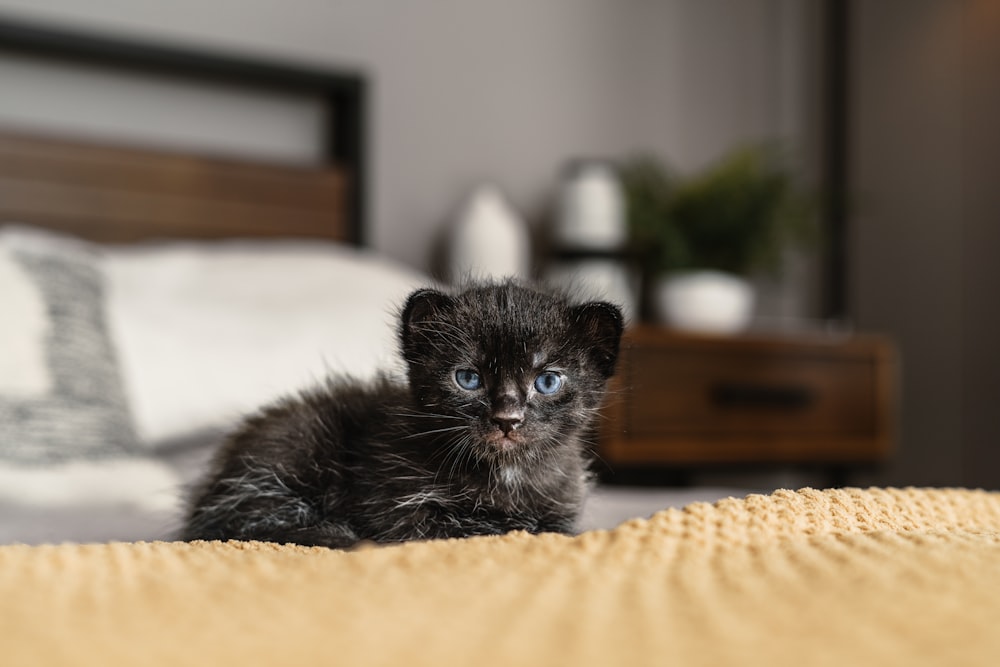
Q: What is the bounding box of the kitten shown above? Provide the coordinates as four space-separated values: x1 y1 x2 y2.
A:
182 280 623 548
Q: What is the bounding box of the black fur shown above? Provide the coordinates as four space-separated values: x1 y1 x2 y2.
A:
182 280 623 548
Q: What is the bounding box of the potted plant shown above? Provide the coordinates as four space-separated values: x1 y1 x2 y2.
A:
621 145 815 333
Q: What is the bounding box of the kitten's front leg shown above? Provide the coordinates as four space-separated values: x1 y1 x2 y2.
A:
400 507 553 541
534 513 578 536
234 522 362 549
478 511 578 536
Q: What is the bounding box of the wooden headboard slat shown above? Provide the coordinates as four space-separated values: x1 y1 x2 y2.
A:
0 181 345 240
0 132 345 210
0 161 346 213
0 131 349 243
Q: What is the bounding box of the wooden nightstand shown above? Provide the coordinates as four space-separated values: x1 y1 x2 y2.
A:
599 326 896 476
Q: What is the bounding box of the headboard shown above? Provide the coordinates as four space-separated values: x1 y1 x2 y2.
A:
0 16 366 244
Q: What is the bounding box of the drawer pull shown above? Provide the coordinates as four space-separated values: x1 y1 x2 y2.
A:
710 383 816 410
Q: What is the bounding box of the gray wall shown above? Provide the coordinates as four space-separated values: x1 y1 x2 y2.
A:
0 0 817 282
851 0 1000 488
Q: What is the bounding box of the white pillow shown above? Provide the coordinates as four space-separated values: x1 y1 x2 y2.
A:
103 238 430 447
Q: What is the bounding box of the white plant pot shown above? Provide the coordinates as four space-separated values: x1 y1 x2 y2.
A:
654 270 755 334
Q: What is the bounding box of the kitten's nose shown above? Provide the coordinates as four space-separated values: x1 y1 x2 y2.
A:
491 414 523 436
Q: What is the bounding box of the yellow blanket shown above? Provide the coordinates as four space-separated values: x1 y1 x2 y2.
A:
2 487 999 666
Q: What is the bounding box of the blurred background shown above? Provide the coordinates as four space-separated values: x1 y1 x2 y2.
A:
1 0 997 492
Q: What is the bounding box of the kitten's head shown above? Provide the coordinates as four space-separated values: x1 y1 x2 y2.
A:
399 281 623 465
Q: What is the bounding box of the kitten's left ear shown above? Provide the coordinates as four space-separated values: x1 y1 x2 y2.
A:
400 288 454 363
570 302 624 378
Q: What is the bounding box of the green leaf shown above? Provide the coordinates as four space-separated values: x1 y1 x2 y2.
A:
620 144 817 277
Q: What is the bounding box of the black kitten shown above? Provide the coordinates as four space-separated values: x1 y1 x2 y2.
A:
182 281 623 548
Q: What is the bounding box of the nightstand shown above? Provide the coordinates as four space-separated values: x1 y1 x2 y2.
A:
599 326 896 478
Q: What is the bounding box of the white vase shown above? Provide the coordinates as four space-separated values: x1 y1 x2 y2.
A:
449 186 531 283
555 161 626 250
654 270 755 334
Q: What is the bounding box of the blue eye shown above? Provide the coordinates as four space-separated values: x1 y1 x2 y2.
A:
534 372 563 395
455 369 482 391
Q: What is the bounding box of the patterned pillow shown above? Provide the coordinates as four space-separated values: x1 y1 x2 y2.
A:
0 226 138 463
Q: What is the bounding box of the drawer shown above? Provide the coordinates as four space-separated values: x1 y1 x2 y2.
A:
623 344 879 438
598 328 896 467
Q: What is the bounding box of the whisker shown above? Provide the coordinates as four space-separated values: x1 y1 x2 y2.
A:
400 425 468 440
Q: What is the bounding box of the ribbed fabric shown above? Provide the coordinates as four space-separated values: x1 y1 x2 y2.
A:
2 487 999 666
0 227 137 463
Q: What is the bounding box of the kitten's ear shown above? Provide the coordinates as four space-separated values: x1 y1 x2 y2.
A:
400 288 454 362
570 302 624 378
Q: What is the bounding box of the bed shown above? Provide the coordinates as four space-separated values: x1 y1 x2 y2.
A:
2 17 999 667
0 16 399 545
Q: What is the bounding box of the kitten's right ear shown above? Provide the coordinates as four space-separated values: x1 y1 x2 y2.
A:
569 301 625 379
400 288 454 362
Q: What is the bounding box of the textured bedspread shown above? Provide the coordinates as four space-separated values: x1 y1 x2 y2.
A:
2 487 999 666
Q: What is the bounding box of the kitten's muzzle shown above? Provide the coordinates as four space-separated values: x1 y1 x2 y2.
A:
490 389 526 437
491 411 524 436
